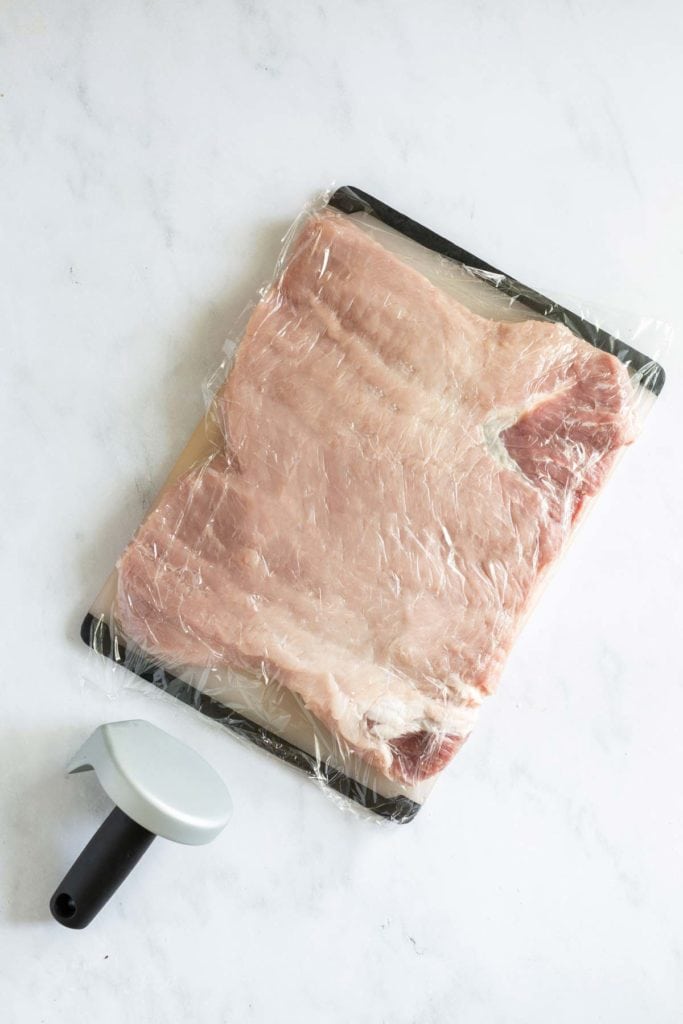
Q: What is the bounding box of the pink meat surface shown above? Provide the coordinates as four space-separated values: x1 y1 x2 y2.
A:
116 212 635 784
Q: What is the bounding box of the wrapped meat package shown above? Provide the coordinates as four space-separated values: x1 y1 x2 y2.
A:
83 187 666 822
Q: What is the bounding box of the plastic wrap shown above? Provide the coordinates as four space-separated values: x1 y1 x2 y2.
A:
82 186 667 822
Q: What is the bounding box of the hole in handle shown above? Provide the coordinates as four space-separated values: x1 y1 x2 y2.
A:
53 893 77 920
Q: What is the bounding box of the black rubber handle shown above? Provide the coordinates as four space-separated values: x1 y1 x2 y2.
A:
50 806 155 929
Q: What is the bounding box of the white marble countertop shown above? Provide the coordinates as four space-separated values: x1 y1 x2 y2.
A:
2 2 682 1021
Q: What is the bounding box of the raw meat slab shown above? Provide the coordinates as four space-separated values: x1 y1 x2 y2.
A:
115 211 635 785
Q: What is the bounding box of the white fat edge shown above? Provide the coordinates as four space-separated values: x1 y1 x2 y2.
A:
482 407 526 473
482 388 572 474
367 676 483 744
